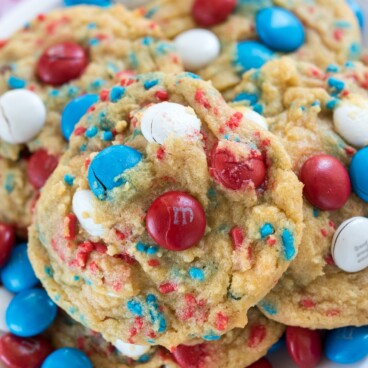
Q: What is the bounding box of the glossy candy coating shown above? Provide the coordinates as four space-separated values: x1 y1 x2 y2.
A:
41 348 93 368
286 327 322 368
347 0 364 29
6 289 57 337
0 333 53 368
256 7 305 52
191 0 236 27
27 150 59 190
248 358 272 368
1 244 38 293
146 191 206 251
61 94 99 141
88 145 142 200
0 223 15 267
172 344 208 368
300 154 351 210
36 42 88 86
350 147 368 202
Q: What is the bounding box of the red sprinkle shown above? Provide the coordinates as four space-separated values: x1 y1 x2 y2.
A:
65 214 77 240
156 147 165 160
300 298 316 309
195 90 211 109
215 312 229 331
74 126 87 136
230 227 244 250
155 90 169 101
248 325 267 348
99 89 109 101
148 259 160 267
225 112 243 130
159 282 177 294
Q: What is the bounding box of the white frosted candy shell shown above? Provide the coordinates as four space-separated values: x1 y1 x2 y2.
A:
242 108 268 130
115 340 150 359
141 102 201 144
72 190 105 238
0 89 46 144
174 29 221 71
0 287 14 332
333 102 368 147
331 216 368 273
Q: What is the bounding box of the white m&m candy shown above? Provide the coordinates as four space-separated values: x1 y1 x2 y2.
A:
114 340 150 359
333 101 368 147
0 89 46 144
331 216 368 273
72 190 105 237
141 102 201 144
236 107 268 130
174 29 221 71
0 287 14 332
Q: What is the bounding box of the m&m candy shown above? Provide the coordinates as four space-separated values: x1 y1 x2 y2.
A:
0 90 46 144
350 147 368 202
37 42 88 86
114 340 150 359
64 0 111 5
172 344 208 368
0 333 53 368
41 348 93 368
191 0 236 27
1 243 39 293
0 287 14 332
299 154 351 211
6 289 57 337
248 358 272 368
146 191 206 251
0 223 15 267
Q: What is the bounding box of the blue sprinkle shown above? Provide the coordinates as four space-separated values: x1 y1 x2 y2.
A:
69 306 77 314
49 89 59 97
203 332 221 341
7 76 26 89
259 301 277 315
349 42 361 57
183 72 201 79
67 86 79 97
313 208 319 217
344 61 355 68
326 99 339 110
90 79 105 89
326 64 340 73
311 101 320 107
80 144 87 152
4 174 14 193
188 267 205 281
146 294 157 303
260 223 274 238
142 36 153 46
137 354 150 363
145 7 157 18
136 243 148 252
54 294 61 302
144 79 159 90
89 38 100 46
64 174 75 186
328 77 345 93
253 103 264 114
110 86 125 102
102 131 113 141
281 229 295 261
73 275 80 281
129 52 139 69
127 300 143 316
85 279 92 286
85 126 98 138
44 266 53 277
155 42 175 55
147 246 158 255
87 22 97 29
233 92 258 105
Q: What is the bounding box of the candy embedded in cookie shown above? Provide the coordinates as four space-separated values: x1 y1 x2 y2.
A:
145 0 361 96
231 57 368 328
28 72 303 348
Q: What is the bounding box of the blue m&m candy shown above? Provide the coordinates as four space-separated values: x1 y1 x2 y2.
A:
88 145 142 200
42 348 93 368
64 0 111 6
0 244 38 293
234 41 274 74
61 94 99 141
350 147 368 202
6 288 57 337
255 7 305 52
268 335 285 353
347 0 364 30
325 326 368 364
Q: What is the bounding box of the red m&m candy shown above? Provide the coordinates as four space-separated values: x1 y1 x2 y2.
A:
172 343 208 368
0 223 15 267
0 333 53 368
192 0 236 27
286 327 322 368
146 191 206 251
36 42 88 86
299 154 351 211
27 149 59 190
248 358 272 368
210 144 266 190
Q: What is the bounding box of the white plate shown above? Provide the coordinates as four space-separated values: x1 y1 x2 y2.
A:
0 1 367 367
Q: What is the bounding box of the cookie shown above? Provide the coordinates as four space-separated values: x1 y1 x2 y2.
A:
144 0 361 96
28 72 303 347
232 57 368 328
0 5 182 231
50 308 284 368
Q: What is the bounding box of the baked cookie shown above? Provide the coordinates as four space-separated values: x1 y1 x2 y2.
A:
50 308 284 368
0 5 182 231
28 72 303 347
232 58 368 328
144 0 361 96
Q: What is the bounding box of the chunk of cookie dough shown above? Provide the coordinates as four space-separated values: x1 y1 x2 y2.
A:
28 72 303 348
50 308 284 368
0 5 182 232
232 58 368 328
144 0 361 96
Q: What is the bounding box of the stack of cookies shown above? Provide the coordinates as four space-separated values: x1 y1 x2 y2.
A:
0 1 367 367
